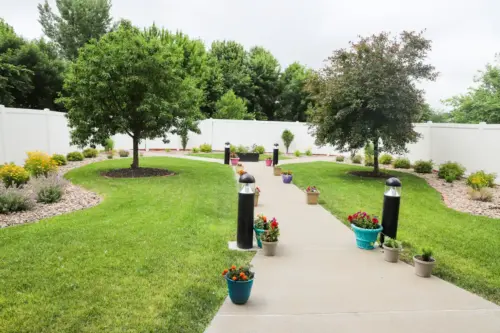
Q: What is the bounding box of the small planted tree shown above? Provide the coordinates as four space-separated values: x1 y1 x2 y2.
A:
213 90 253 120
309 31 438 175
60 22 202 170
281 129 294 154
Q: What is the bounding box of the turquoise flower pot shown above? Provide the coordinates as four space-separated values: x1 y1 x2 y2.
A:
254 227 265 248
226 275 254 305
351 224 383 250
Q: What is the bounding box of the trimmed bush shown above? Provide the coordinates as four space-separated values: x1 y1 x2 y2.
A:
0 163 30 188
32 174 67 204
67 151 84 161
118 150 129 157
379 154 393 165
393 158 411 169
199 143 212 153
438 161 465 181
413 160 433 174
51 154 67 166
192 147 200 153
83 148 98 158
336 155 345 162
305 149 312 156
0 185 34 213
352 155 362 164
252 145 265 154
24 151 58 177
104 138 114 152
466 170 496 190
294 150 301 157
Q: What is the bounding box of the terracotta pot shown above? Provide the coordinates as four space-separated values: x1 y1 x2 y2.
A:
382 244 400 263
413 255 436 277
262 241 278 256
254 193 259 207
306 191 320 205
273 167 282 176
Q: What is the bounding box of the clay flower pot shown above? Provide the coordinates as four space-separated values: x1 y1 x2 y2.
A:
282 174 293 184
254 192 259 207
351 224 383 250
413 256 436 277
383 244 401 263
261 241 278 256
273 167 282 176
306 191 320 204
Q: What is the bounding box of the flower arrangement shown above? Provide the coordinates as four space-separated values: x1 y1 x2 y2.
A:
237 169 247 176
281 170 292 175
348 211 380 229
222 265 255 281
306 186 318 193
261 218 279 242
254 213 268 230
230 152 239 158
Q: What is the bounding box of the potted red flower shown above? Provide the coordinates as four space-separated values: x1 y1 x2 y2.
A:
348 211 383 250
222 265 255 304
230 152 240 166
261 218 279 256
306 186 320 204
254 186 261 207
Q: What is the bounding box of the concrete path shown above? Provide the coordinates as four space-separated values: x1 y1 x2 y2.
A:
206 160 500 333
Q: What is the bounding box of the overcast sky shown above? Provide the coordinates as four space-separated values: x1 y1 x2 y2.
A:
2 0 499 110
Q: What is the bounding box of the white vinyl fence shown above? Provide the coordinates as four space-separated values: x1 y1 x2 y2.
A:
1 105 500 176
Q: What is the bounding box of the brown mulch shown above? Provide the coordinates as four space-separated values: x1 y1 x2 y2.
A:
102 168 174 178
348 171 396 179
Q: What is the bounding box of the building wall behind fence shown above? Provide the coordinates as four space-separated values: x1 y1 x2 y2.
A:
2 106 500 177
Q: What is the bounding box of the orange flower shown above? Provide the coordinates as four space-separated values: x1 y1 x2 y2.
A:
263 216 267 222
239 272 245 277
222 269 228 275
232 276 237 281
242 275 248 281
231 265 236 270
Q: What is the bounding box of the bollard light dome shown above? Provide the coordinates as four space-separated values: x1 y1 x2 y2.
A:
274 143 279 147
385 177 402 197
239 173 255 193
225 142 230 148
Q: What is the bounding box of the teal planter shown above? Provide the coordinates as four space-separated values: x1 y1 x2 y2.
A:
226 276 254 305
254 227 265 248
351 224 383 250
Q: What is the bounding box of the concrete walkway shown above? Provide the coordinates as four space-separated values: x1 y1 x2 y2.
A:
206 160 500 333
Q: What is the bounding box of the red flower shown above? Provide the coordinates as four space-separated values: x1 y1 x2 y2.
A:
271 221 278 228
372 218 379 224
348 215 353 222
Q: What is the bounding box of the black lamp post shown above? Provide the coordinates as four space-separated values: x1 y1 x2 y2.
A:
224 142 230 165
237 173 255 249
272 143 279 166
380 177 402 245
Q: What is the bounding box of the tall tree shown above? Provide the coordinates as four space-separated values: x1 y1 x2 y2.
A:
275 62 314 122
445 59 500 124
59 22 202 169
246 46 281 120
213 90 252 119
38 0 112 59
309 31 438 175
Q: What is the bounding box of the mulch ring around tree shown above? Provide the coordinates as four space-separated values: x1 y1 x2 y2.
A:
102 168 175 178
348 170 396 179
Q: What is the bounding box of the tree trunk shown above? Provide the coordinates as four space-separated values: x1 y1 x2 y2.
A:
373 139 380 175
131 136 139 169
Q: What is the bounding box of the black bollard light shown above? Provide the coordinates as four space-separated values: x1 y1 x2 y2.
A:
380 177 402 246
272 143 279 166
224 142 230 165
237 173 256 249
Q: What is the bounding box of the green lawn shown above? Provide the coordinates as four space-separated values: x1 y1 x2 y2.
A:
188 152 291 161
286 161 500 304
0 157 252 333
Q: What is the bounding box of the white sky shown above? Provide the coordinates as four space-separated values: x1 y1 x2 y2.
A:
2 0 499 110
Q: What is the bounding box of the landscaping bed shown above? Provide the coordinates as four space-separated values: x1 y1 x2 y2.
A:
188 152 290 161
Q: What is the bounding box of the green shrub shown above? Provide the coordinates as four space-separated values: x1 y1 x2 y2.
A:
364 156 374 166
24 151 58 177
104 138 114 152
294 150 301 157
236 145 249 154
67 151 84 161
438 161 465 181
199 143 212 153
379 154 393 165
118 150 129 157
51 154 67 166
393 158 411 169
83 148 98 158
336 155 345 162
0 185 34 213
413 160 433 174
252 145 265 154
32 174 67 204
421 248 434 262
466 170 496 190
352 155 362 164
281 129 294 153
0 163 30 188
192 147 200 153
305 149 312 156
230 144 237 153
165 148 171 153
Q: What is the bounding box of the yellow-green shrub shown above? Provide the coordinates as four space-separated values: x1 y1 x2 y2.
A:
466 171 496 190
24 151 58 177
83 148 98 158
51 154 67 166
0 163 30 188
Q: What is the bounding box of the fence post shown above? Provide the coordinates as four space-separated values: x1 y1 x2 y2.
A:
426 121 433 161
44 108 52 154
0 105 7 163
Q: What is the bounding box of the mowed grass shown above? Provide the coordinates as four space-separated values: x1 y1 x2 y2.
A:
286 161 500 304
0 157 253 333
188 152 290 161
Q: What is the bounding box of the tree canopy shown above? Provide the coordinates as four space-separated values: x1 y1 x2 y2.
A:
213 90 251 120
60 22 202 169
309 31 438 174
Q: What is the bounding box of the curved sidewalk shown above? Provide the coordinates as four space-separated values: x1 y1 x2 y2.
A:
206 160 500 333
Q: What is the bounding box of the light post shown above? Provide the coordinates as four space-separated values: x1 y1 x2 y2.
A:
272 143 279 166
237 173 255 249
380 177 402 245
224 142 230 165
